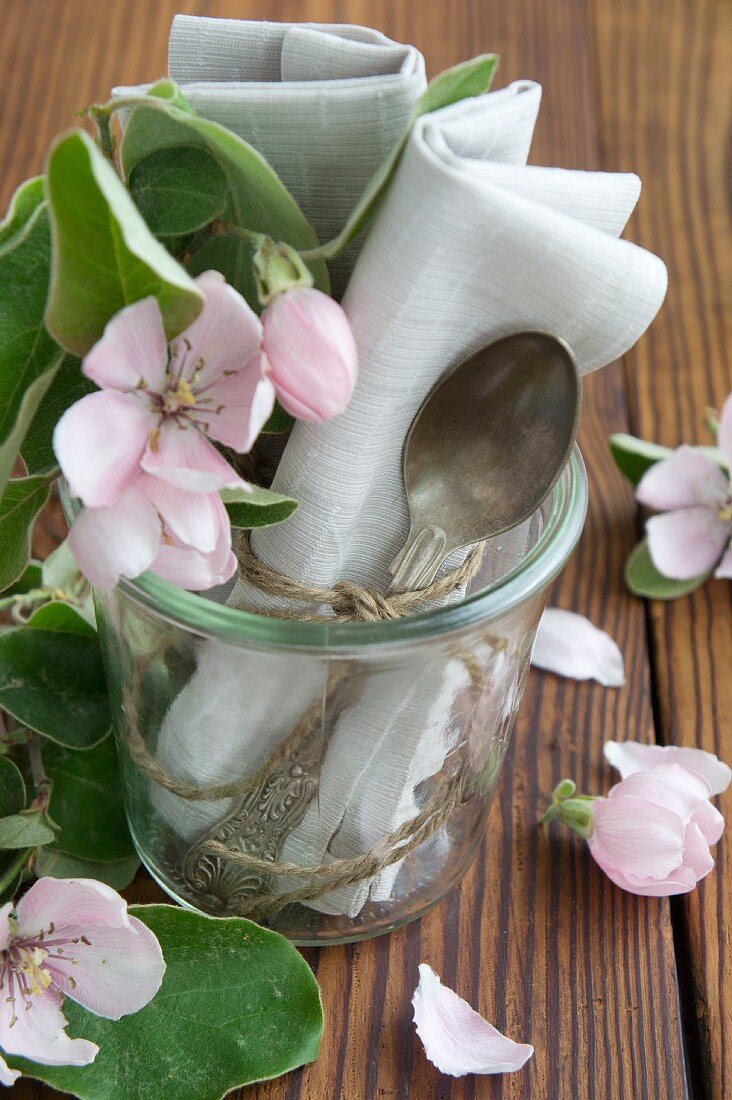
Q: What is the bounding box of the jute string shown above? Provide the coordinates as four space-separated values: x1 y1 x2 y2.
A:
122 536 487 916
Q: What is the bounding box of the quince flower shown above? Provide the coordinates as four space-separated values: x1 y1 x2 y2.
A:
636 393 732 579
0 878 164 1083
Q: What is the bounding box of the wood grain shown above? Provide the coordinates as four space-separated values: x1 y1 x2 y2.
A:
3 0 728 1096
592 2 732 1096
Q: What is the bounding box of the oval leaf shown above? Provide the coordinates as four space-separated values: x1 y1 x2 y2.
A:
35 848 140 890
0 628 110 748
42 736 133 862
0 811 55 849
625 538 711 599
0 476 51 594
27 601 97 639
130 145 228 237
9 905 323 1099
0 756 26 817
21 353 92 475
45 129 204 355
221 485 297 529
610 433 728 486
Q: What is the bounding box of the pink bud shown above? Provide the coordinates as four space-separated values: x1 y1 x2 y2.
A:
261 287 358 422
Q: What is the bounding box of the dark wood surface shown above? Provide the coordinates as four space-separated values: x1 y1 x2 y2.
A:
2 1 729 1096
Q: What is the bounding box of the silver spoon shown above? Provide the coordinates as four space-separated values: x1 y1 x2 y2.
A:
387 331 581 594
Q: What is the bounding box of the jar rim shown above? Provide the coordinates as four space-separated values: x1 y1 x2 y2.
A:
110 447 587 651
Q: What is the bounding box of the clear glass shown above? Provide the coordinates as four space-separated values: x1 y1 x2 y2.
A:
92 450 587 945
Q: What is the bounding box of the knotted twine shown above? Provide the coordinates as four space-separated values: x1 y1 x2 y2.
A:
123 533 487 917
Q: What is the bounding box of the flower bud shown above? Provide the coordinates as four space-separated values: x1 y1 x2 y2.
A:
262 287 358 422
253 237 313 305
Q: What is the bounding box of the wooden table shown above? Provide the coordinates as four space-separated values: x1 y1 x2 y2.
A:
2 1 730 1096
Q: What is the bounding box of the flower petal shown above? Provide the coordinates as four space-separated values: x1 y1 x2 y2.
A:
606 764 712 824
82 297 168 393
636 445 728 510
0 1053 20 1086
412 965 533 1077
197 353 276 453
714 545 732 579
589 793 686 879
531 609 625 686
680 821 715 881
691 799 725 846
53 390 156 508
137 474 223 554
151 514 236 591
604 740 732 795
0 902 12 952
602 861 698 897
646 507 729 579
141 420 248 493
67 485 161 590
172 270 262 388
0 985 98 1067
718 392 732 470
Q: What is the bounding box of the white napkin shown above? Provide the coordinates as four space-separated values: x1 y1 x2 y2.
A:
164 15 426 294
151 36 667 916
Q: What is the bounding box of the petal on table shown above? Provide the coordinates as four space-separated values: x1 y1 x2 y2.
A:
604 740 732 795
690 799 725 846
412 964 534 1077
636 445 727 510
67 485 161 590
0 984 98 1068
589 793 685 880
718 392 732 470
82 297 168 393
714 545 732 579
605 764 712 824
142 420 248 493
531 608 625 686
646 507 729 579
53 390 155 508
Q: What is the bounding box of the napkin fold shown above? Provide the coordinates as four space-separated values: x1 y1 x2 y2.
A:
165 16 426 293
150 20 667 918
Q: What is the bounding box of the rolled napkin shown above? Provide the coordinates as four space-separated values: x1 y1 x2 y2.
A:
164 15 426 294
155 74 667 917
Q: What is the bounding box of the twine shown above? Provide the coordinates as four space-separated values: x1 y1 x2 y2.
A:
121 538 487 917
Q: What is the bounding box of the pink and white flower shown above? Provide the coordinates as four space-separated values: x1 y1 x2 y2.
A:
262 287 358 422
54 271 273 509
561 764 725 896
531 608 625 687
0 878 164 1078
636 393 732 579
604 740 731 795
412 964 533 1077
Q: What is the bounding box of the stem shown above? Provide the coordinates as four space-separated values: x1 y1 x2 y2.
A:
0 848 30 895
28 736 52 815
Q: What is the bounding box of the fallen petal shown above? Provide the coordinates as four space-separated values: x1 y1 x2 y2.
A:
714 545 732 579
646 507 728 579
588 793 686 880
606 764 713 824
718 392 732 470
636 445 727 511
0 1053 20 1087
604 740 731 795
412 964 533 1077
531 608 625 686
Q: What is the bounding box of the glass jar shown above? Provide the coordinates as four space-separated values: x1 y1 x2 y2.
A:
92 450 586 945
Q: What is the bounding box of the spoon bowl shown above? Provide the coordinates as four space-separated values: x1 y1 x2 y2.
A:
387 331 581 593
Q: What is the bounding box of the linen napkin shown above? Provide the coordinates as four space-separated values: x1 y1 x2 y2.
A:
153 54 667 916
164 15 426 294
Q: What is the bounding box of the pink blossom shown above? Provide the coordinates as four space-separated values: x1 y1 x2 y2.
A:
636 394 732 579
587 764 724 896
53 271 273 508
604 740 731 795
261 287 358 422
67 474 235 591
0 878 164 1075
412 965 533 1077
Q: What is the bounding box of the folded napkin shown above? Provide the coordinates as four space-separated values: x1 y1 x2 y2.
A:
152 37 667 917
164 15 426 294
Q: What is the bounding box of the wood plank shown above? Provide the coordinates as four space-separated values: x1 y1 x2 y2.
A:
591 1 732 1095
2 1 689 1096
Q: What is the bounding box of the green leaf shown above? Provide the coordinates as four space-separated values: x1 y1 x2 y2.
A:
0 181 67 493
1 559 42 596
27 601 97 638
0 475 51 593
118 90 329 308
313 54 499 258
21 353 92 475
0 628 110 748
0 755 26 816
130 145 228 238
43 736 133 862
221 485 298 528
625 538 711 599
45 129 205 356
262 400 295 434
34 847 140 889
10 905 323 1099
610 433 729 486
0 811 55 849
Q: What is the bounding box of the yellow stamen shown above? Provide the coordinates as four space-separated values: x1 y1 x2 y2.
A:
16 946 52 996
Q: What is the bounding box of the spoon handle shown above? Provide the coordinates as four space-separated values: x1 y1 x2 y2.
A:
386 525 449 594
